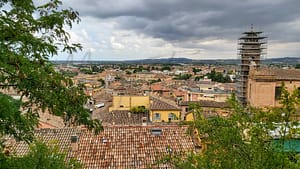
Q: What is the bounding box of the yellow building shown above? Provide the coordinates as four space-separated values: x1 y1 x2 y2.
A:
150 97 181 122
109 95 150 112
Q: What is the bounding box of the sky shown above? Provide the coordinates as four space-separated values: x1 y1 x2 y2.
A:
53 0 300 61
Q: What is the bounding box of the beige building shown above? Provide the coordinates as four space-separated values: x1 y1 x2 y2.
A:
179 100 230 121
247 67 300 107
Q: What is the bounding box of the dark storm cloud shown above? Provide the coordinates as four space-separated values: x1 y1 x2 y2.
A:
64 0 300 42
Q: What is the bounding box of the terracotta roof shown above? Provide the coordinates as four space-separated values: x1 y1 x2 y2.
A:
179 100 229 108
13 126 195 169
151 84 163 91
13 128 79 157
98 110 149 125
150 97 180 110
174 90 185 96
38 121 57 128
141 84 151 91
150 84 170 91
252 68 300 80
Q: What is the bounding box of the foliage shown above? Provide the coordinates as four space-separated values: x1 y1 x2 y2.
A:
0 93 37 142
0 0 102 144
91 65 103 73
115 76 122 81
206 69 231 83
173 74 192 80
130 106 149 114
80 68 93 74
150 78 161 84
161 66 171 71
192 67 202 75
133 65 147 73
61 70 78 77
194 75 204 81
171 86 300 169
0 141 81 169
97 78 105 87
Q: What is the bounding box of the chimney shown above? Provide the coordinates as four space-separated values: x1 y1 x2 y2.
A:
128 112 131 118
70 135 79 151
142 117 147 126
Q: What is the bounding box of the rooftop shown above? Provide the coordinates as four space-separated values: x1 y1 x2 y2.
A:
99 110 149 125
150 97 180 110
179 100 229 108
251 67 300 81
12 126 196 169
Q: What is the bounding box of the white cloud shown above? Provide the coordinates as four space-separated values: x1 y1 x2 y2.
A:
51 0 300 61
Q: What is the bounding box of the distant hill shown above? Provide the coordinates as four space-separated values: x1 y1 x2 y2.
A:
263 57 300 64
52 57 300 65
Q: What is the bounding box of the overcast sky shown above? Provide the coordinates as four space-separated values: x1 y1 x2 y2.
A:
53 0 300 61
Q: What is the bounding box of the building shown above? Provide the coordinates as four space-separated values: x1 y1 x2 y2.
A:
150 97 181 123
236 27 267 105
179 100 230 121
181 83 232 103
247 66 300 107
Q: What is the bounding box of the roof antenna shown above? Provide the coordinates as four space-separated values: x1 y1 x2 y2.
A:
250 24 254 31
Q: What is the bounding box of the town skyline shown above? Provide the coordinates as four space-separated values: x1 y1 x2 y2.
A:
51 0 300 61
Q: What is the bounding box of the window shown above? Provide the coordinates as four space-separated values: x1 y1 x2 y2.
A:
275 87 282 100
249 84 252 99
168 113 176 122
154 113 161 121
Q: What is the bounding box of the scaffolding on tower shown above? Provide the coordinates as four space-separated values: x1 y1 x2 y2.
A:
236 26 267 105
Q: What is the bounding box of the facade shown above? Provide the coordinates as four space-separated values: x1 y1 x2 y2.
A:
150 97 181 123
236 27 267 105
247 67 300 107
109 95 150 112
182 85 231 102
150 84 171 98
179 100 230 121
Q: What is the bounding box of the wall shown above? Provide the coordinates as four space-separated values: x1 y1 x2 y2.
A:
109 96 150 111
150 110 180 123
248 79 300 107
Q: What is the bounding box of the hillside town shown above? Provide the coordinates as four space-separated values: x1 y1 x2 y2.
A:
2 27 300 168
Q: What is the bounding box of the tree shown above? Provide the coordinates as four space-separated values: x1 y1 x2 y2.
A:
171 86 300 169
192 67 201 75
0 141 81 169
130 106 149 114
206 69 232 83
0 0 102 143
173 74 192 80
97 78 105 87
